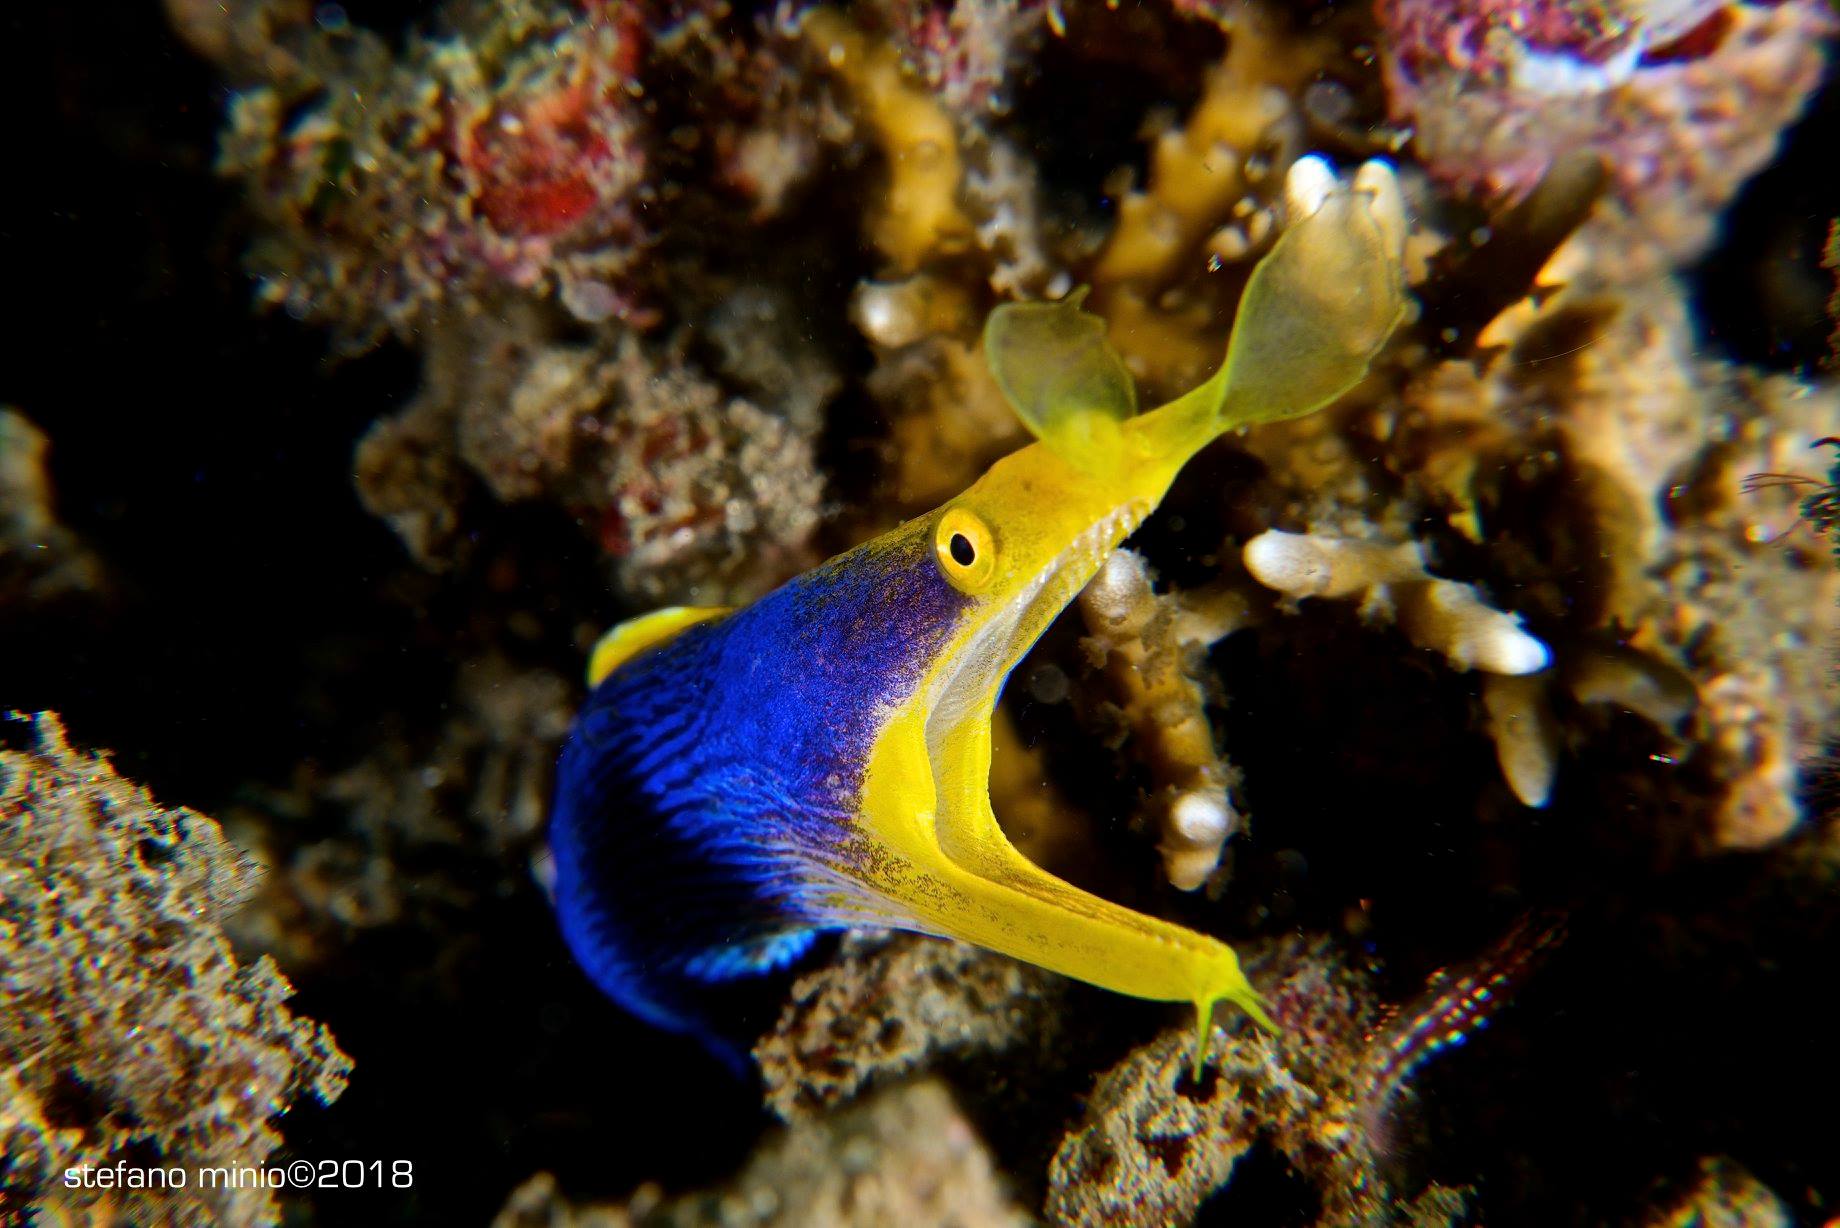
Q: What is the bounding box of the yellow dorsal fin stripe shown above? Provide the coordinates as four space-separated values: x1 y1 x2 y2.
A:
588 606 732 688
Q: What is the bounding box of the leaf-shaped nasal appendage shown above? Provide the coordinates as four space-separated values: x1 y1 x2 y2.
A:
1216 158 1408 428
983 291 1138 469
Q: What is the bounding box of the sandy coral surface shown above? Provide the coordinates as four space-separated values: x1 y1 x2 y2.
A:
0 714 350 1226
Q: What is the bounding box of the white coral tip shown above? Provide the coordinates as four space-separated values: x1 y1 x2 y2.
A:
1089 548 1146 606
1284 154 1336 222
1170 790 1231 845
1475 620 1553 676
1243 529 1332 597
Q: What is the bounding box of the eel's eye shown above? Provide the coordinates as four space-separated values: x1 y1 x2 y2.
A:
935 507 997 593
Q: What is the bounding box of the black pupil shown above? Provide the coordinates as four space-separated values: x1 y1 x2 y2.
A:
949 533 977 566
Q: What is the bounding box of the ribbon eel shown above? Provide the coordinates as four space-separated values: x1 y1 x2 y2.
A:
549 157 1408 1072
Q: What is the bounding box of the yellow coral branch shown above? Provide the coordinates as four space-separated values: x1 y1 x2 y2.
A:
1078 549 1256 890
804 9 974 272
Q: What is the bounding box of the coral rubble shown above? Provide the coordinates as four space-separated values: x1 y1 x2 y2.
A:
0 714 350 1226
754 933 1062 1122
354 311 825 604
495 1080 1027 1228
230 654 573 968
0 409 103 613
1046 935 1472 1228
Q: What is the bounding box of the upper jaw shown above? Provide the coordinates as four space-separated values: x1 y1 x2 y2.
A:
923 501 1150 747
1013 502 1150 650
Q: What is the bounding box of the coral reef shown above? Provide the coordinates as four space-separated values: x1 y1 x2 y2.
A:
13 0 1835 1220
1076 549 1256 890
1639 1157 1790 1228
1378 0 1835 277
354 309 826 604
230 654 573 968
220 0 653 344
0 713 350 1226
495 1080 1027 1228
0 409 103 614
1242 529 1552 677
754 934 1062 1122
1045 935 1474 1228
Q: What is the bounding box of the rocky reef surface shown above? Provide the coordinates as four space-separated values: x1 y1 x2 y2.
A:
5 0 1840 1224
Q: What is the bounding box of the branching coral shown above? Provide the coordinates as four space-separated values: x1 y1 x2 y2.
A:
1243 529 1552 676
0 713 350 1226
1087 6 1318 398
1481 672 1564 808
220 0 653 344
1374 247 1840 845
1077 548 1257 890
801 8 976 274
495 1081 1027 1228
754 933 1062 1122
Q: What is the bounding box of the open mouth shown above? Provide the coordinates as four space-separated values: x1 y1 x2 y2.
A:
923 501 1151 754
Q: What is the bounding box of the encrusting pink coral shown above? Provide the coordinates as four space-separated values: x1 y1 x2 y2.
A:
1377 0 1835 274
860 0 1050 117
219 0 654 344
